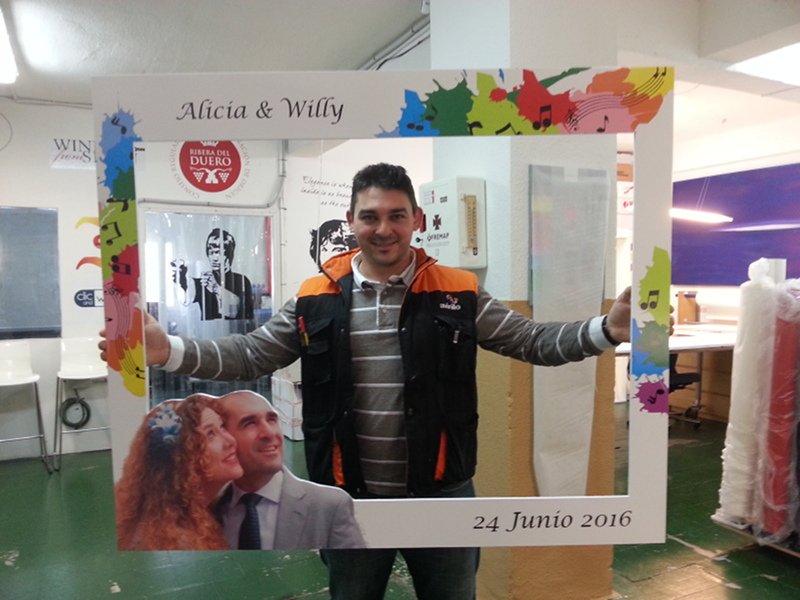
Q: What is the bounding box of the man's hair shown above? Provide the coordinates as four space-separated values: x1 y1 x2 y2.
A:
216 390 276 424
206 228 235 262
350 163 417 214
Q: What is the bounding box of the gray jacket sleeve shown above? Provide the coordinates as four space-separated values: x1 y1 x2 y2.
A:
170 288 609 378
173 297 301 380
475 287 608 365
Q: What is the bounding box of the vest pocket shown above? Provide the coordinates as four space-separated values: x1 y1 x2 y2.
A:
443 412 479 481
300 317 334 386
299 317 337 431
433 314 476 382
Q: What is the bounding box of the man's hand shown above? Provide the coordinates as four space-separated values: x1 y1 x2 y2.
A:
604 287 676 343
171 259 188 291
606 287 631 343
98 312 171 367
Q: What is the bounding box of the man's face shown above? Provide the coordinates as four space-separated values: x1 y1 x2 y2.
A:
206 239 231 272
346 187 422 280
220 392 284 489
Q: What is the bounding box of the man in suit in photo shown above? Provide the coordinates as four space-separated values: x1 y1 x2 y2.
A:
214 390 366 550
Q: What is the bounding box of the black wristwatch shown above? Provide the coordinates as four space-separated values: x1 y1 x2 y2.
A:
601 315 620 345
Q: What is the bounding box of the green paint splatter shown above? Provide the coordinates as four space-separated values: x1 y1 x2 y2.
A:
539 67 591 89
424 79 474 136
638 321 669 368
639 246 670 328
466 72 534 136
111 167 136 201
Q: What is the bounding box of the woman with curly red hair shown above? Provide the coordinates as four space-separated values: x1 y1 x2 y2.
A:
115 394 243 550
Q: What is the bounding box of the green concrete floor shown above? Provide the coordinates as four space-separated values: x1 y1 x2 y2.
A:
2 410 799 599
613 415 800 599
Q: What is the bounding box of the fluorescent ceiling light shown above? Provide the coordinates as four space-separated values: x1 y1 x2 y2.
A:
670 208 733 223
718 222 800 232
727 42 800 87
0 8 17 84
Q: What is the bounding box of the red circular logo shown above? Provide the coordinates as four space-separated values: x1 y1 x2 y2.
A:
179 141 242 192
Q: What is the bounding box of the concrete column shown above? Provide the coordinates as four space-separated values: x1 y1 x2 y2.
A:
430 1 620 598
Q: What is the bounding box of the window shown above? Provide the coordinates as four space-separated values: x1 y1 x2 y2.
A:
0 207 61 339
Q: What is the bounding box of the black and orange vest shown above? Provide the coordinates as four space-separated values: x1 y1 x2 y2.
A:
294 247 479 497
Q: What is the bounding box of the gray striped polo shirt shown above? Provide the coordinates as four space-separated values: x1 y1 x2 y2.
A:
349 253 416 495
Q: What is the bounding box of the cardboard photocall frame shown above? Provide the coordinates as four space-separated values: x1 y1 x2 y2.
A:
93 67 674 548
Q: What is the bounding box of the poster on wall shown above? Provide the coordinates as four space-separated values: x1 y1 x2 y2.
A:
93 66 674 551
281 155 358 299
133 140 278 205
143 212 272 338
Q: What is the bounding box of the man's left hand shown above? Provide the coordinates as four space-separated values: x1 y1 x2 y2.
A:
605 287 676 344
606 287 631 343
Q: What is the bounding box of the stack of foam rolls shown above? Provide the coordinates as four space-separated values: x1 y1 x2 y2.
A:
715 258 800 546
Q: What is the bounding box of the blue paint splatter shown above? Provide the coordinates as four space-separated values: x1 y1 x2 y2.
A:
99 110 141 196
396 90 440 137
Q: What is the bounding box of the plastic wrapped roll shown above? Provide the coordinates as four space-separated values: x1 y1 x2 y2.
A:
755 281 800 543
716 259 777 526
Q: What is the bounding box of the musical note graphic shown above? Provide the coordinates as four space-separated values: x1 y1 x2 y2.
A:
566 109 578 130
108 198 131 212
532 105 552 130
101 221 122 245
648 387 666 404
640 289 660 310
405 106 437 131
495 122 521 135
110 116 128 135
596 115 609 133
111 255 131 275
467 121 484 135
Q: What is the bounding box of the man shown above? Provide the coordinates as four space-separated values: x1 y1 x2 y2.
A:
172 228 254 320
214 390 365 550
111 163 631 599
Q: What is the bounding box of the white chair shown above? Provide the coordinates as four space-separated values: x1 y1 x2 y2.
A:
0 340 51 473
53 337 109 471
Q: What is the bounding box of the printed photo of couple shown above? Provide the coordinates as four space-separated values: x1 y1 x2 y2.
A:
115 390 366 551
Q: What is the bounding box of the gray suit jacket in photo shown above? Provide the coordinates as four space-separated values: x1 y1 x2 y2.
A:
217 467 367 550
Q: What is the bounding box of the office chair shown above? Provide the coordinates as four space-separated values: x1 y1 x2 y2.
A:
669 353 702 428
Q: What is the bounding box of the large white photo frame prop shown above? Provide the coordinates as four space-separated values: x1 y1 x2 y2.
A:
93 67 673 548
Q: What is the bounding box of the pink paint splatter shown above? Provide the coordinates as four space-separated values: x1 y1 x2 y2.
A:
636 379 669 414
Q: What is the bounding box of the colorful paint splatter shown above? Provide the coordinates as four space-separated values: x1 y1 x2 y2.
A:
380 67 671 138
100 110 140 199
632 247 671 413
98 110 144 396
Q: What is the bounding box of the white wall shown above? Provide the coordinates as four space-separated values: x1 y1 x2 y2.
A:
0 99 109 460
673 111 800 181
3 17 800 460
